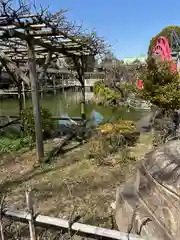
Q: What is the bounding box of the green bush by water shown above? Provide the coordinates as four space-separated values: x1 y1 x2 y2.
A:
22 107 55 141
93 80 121 104
0 107 55 154
93 80 136 106
0 136 29 153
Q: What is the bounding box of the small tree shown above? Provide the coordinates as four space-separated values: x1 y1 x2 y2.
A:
101 56 136 100
138 58 180 144
138 57 180 111
22 107 54 145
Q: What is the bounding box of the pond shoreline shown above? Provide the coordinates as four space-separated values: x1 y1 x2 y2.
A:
0 91 148 121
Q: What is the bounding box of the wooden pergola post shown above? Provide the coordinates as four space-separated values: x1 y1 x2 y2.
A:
81 55 86 120
27 40 44 160
80 78 86 120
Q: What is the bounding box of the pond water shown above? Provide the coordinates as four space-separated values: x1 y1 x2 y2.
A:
0 90 148 122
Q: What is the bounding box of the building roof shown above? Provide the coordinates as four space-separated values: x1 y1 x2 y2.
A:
123 55 147 64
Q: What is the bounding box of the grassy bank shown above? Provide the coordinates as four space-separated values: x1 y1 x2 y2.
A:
0 131 153 228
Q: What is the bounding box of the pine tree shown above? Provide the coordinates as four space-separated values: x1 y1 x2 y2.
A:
138 57 180 111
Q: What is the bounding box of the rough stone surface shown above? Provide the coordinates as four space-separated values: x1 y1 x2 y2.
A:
114 140 180 240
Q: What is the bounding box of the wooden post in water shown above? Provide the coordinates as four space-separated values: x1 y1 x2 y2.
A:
28 40 44 160
22 81 26 108
17 81 23 117
15 61 24 135
16 63 23 118
61 73 64 94
80 55 86 120
81 80 86 120
53 76 56 95
17 80 24 136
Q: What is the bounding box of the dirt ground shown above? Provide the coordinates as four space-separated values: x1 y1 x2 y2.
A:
0 133 153 228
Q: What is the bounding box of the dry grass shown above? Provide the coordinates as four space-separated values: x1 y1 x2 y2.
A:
129 132 153 160
0 133 153 228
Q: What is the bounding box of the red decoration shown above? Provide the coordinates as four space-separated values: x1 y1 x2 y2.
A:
137 36 178 89
152 36 178 72
171 61 177 72
152 36 171 61
137 79 143 89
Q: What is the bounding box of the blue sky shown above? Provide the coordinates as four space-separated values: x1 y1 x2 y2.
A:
36 0 180 59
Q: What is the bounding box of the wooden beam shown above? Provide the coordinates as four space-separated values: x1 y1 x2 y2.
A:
0 16 94 54
42 21 93 51
29 30 63 37
1 45 82 54
7 30 77 55
2 48 46 53
3 209 143 240
3 30 91 56
28 40 44 160
0 23 47 30
0 14 38 21
0 51 30 85
10 56 46 61
0 14 39 26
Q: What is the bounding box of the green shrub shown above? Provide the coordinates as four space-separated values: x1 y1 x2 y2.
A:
22 107 54 141
137 58 180 111
0 137 29 154
93 80 105 95
93 80 121 103
120 82 136 99
88 120 139 165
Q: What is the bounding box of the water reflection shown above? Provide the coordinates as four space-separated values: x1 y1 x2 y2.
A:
90 110 104 126
0 90 147 123
59 110 104 127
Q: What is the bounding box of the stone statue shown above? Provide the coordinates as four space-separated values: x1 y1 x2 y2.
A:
113 140 180 240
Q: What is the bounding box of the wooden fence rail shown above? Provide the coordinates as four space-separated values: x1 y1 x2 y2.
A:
0 191 144 240
2 208 143 240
